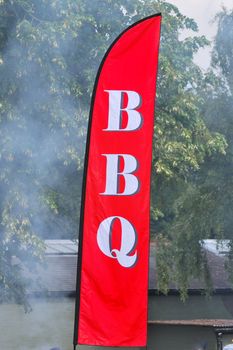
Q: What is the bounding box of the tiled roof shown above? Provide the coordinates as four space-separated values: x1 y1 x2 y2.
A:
150 242 233 291
24 240 233 294
148 319 233 328
45 240 78 255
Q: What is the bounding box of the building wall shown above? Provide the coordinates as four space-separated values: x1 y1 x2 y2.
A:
0 298 74 350
0 294 231 350
148 294 233 321
148 324 216 350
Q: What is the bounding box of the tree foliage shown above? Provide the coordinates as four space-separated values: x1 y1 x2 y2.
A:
0 0 85 306
158 7 233 299
0 0 230 305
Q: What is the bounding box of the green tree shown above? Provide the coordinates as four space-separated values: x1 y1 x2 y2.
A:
0 0 85 307
162 7 233 299
0 0 227 306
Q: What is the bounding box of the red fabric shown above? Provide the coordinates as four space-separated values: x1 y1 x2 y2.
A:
77 15 161 346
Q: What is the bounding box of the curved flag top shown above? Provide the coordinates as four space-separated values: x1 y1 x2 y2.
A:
74 14 161 348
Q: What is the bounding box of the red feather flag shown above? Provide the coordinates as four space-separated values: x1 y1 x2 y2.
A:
74 14 161 348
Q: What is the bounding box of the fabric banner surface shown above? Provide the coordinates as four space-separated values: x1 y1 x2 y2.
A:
74 14 161 348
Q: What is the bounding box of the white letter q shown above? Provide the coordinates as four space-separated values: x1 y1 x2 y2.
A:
97 216 138 268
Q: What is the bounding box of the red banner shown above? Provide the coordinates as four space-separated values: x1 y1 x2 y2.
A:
74 14 161 347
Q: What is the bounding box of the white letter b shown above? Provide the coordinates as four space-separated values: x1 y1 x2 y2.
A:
101 154 140 196
104 90 143 131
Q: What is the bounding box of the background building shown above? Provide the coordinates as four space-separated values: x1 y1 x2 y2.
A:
1 240 233 350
